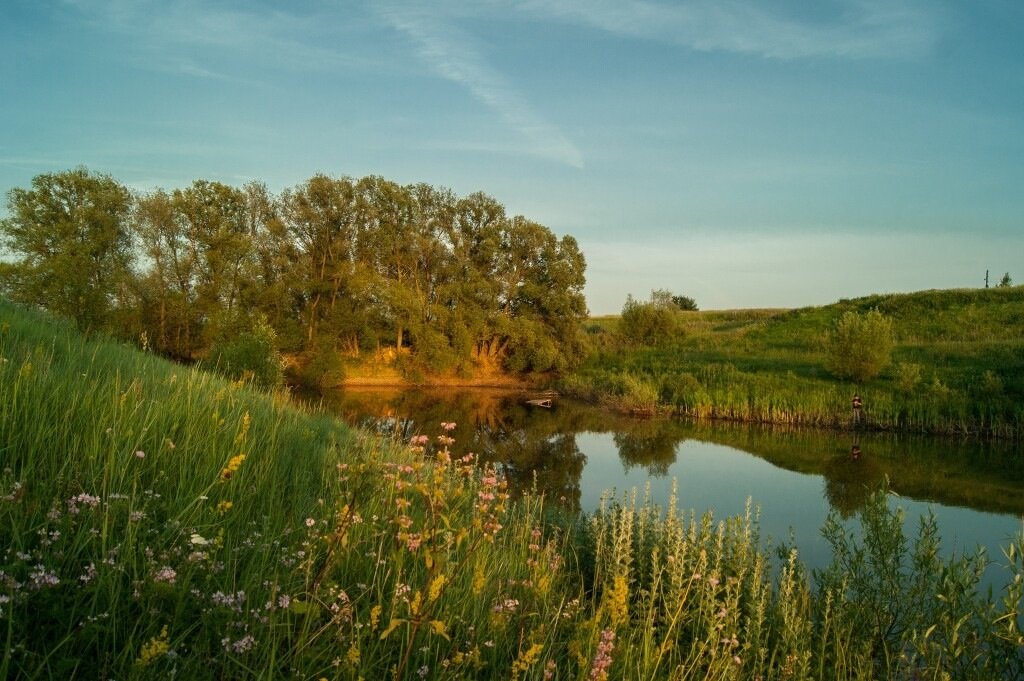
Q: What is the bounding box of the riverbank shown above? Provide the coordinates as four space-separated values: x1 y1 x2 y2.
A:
3 298 1023 679
561 287 1024 439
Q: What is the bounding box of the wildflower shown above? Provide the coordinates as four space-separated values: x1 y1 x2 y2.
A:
79 562 98 584
278 594 291 609
588 629 616 681
220 453 246 481
153 567 177 585
130 510 145 522
216 500 233 514
603 574 629 628
66 492 101 515
305 517 316 528
441 421 456 431
511 642 545 680
544 660 557 680
135 626 170 667
222 634 256 654
190 533 210 546
28 565 60 589
134 450 146 459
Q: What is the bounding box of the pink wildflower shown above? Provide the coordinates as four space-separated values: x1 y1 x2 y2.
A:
588 629 616 681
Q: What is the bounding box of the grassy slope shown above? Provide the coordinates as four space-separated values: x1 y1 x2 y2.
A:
3 299 1023 680
568 287 1024 436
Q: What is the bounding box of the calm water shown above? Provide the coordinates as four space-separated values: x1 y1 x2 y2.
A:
314 387 1024 581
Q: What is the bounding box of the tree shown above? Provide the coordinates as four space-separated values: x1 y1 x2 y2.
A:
824 309 894 383
671 294 698 311
0 168 134 332
651 288 698 311
997 272 1013 288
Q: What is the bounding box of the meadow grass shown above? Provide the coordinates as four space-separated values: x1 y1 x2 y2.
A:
2 299 1023 679
567 288 1024 437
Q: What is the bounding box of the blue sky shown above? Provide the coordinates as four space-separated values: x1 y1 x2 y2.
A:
2 0 1021 313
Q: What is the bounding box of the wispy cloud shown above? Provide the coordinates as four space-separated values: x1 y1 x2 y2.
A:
58 0 379 78
376 2 585 169
515 0 939 60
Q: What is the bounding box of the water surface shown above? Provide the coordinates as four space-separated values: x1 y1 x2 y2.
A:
315 387 1024 579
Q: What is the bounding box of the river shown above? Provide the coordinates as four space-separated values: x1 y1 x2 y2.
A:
313 386 1024 584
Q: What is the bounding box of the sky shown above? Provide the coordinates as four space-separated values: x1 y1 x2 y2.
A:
1 0 1022 313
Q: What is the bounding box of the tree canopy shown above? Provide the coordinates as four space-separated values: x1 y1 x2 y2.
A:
1 169 589 380
0 168 133 331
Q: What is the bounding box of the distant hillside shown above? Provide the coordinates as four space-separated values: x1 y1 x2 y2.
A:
570 287 1024 436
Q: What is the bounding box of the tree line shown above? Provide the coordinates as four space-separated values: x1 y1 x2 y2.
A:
0 168 588 384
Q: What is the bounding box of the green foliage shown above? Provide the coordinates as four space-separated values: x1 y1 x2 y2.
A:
619 294 678 345
824 309 895 383
565 289 1024 436
206 314 284 389
815 489 1015 679
893 361 922 395
997 272 1013 287
671 294 699 311
3 168 588 379
0 167 133 333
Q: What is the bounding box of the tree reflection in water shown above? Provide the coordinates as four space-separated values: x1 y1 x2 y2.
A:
311 387 1024 519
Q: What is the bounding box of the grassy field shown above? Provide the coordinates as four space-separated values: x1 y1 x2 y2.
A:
564 287 1024 437
2 298 1023 679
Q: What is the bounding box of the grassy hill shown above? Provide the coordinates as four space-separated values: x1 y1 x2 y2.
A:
3 297 1023 679
565 287 1024 437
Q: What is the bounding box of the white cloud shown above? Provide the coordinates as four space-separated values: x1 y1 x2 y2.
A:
376 2 585 168
514 0 939 60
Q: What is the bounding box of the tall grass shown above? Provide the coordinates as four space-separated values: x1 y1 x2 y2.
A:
567 288 1024 437
2 300 1023 679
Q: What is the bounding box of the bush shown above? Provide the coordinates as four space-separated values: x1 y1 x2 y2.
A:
207 315 284 389
824 309 894 383
619 295 678 345
893 362 922 395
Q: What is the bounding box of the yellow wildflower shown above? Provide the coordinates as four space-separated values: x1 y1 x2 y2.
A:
472 562 487 595
220 453 246 481
511 642 544 680
603 574 629 628
234 411 251 445
428 574 446 602
369 604 382 631
216 500 233 514
135 625 170 667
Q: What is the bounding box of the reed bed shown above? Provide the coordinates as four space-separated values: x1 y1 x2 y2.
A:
2 300 1023 679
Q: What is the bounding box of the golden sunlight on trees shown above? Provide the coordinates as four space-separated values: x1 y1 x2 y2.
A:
0 169 588 381
0 167 133 332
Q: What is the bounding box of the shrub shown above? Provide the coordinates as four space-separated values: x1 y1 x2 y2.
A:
207 315 284 389
619 295 678 345
824 309 894 383
893 362 922 395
